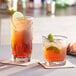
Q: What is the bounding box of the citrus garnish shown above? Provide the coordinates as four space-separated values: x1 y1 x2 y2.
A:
11 10 16 15
48 33 54 42
12 12 28 30
12 12 25 20
47 46 60 53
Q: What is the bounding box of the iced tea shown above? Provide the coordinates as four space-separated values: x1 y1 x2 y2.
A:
11 12 33 63
42 35 67 66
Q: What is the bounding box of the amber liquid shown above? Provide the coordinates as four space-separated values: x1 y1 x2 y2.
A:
11 19 32 59
44 47 66 62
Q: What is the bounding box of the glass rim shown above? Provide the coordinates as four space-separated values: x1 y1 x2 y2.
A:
25 16 33 20
42 35 67 42
53 35 67 39
42 35 67 39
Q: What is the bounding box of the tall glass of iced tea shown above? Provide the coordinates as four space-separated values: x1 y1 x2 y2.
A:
11 12 33 63
42 34 67 66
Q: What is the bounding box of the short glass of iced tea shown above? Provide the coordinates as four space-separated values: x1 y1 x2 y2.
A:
42 34 67 66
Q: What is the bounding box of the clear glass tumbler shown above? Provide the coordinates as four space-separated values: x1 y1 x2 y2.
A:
42 35 67 66
11 16 33 63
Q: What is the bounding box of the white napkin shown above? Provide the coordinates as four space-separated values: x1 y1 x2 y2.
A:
39 60 76 69
0 59 39 66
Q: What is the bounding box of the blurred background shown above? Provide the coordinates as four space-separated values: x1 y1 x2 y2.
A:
0 0 76 17
0 0 76 45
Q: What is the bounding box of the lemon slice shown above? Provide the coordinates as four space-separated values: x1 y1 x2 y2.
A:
47 46 60 53
12 12 28 31
12 12 25 20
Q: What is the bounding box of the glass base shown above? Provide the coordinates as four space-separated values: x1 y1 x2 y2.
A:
46 60 66 66
13 57 30 63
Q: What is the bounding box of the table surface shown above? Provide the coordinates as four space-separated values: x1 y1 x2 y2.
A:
0 44 76 76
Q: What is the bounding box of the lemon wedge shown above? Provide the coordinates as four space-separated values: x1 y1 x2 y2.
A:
48 33 54 42
12 12 25 20
47 46 60 53
12 12 28 31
